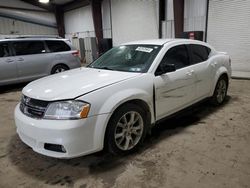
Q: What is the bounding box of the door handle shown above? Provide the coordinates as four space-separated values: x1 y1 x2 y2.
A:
17 58 24 61
186 70 194 76
6 59 14 63
211 62 217 67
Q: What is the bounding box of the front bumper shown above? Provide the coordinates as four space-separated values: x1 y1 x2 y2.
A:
14 104 109 158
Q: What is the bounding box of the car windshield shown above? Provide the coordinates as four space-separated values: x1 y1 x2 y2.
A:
88 45 162 73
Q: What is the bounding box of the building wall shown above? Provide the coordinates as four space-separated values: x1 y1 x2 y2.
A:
111 0 159 46
0 0 57 37
102 0 112 39
0 0 44 10
163 0 175 38
207 0 250 78
0 17 57 37
64 0 159 45
163 0 206 39
184 0 207 32
64 5 95 40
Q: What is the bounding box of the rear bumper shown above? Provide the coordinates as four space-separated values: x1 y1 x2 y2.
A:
14 104 109 158
68 57 81 69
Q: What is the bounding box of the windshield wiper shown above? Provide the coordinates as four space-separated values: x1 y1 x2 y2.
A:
98 66 115 70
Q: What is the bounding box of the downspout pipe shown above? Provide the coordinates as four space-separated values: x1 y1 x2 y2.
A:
205 0 209 42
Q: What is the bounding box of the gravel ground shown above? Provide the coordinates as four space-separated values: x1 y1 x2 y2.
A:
0 79 250 188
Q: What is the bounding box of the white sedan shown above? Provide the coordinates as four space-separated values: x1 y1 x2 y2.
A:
14 39 231 158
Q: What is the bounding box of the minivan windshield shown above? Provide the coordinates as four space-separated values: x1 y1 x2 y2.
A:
88 45 162 73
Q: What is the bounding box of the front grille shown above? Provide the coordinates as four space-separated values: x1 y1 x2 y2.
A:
20 95 49 119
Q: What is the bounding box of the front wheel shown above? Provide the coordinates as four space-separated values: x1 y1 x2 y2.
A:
211 76 228 106
105 103 148 155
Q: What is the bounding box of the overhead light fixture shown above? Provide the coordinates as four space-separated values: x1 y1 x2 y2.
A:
39 0 49 3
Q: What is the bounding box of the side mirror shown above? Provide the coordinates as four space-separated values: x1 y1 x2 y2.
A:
156 64 176 76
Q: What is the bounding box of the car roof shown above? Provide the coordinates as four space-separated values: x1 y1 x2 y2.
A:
122 38 207 46
123 39 174 45
0 37 67 42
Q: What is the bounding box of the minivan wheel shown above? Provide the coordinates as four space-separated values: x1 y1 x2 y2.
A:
51 65 69 74
211 76 228 106
105 103 148 155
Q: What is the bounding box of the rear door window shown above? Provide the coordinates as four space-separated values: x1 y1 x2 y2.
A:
0 42 11 57
13 41 46 56
190 44 211 64
46 40 71 52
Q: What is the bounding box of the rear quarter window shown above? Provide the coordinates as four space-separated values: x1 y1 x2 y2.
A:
46 40 71 52
190 44 211 64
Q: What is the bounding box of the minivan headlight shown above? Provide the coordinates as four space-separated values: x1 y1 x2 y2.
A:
44 100 90 120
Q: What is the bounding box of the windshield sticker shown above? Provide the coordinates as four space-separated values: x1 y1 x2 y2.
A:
135 47 153 53
130 67 142 72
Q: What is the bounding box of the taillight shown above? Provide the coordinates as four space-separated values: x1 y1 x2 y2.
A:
229 58 231 66
72 50 79 57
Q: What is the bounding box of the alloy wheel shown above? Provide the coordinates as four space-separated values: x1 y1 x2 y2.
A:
114 111 144 151
216 79 227 103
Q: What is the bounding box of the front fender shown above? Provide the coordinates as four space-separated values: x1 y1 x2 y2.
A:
91 89 154 150
77 73 155 150
100 88 154 122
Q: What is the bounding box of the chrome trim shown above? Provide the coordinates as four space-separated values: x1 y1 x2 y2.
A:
20 95 49 119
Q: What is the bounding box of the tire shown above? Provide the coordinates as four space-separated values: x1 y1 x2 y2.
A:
210 75 228 106
105 103 148 155
51 64 69 74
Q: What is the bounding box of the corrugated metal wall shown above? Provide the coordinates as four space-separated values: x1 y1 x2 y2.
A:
64 5 95 40
184 0 207 32
102 0 112 38
0 17 57 36
163 0 175 38
163 0 206 38
0 0 57 37
0 0 44 11
64 1 112 41
207 0 250 78
111 0 159 46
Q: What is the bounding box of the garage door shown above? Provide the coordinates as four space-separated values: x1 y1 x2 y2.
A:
207 0 250 78
111 0 159 46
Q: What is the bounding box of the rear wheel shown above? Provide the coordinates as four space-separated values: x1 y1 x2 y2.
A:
211 76 228 106
105 103 148 155
51 64 69 74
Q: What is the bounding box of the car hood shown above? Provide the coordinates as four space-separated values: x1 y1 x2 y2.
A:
23 67 141 101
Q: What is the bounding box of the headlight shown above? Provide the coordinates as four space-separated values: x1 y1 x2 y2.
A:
44 100 90 120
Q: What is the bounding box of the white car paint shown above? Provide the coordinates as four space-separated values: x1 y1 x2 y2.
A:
14 39 231 158
23 67 141 101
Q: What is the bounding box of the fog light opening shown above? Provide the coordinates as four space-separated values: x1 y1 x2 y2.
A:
61 145 66 153
44 143 66 153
